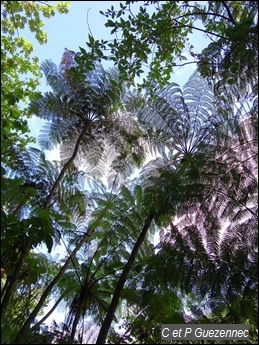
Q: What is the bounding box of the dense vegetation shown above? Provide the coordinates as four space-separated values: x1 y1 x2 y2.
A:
1 1 258 344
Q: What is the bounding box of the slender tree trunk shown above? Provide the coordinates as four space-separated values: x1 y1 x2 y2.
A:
12 200 26 216
44 122 90 209
1 193 36 316
30 294 64 331
13 226 95 343
95 214 154 344
1 238 32 319
70 289 89 341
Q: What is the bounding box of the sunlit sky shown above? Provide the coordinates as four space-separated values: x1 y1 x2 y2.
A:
27 1 209 159
27 1 205 78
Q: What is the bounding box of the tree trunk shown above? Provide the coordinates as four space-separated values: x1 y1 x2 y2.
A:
30 294 64 331
70 289 89 341
12 226 95 343
1 238 32 319
44 122 90 209
95 214 153 344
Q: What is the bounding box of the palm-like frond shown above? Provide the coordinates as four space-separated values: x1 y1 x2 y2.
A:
138 71 220 157
155 111 258 312
195 1 258 111
29 58 149 185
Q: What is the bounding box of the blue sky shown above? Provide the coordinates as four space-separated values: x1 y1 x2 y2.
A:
27 1 118 155
27 1 209 152
31 1 208 86
28 1 118 69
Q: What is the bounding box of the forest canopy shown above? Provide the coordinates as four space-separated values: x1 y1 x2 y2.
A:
1 1 258 344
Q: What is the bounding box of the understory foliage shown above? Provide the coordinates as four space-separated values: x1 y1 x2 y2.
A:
1 1 258 344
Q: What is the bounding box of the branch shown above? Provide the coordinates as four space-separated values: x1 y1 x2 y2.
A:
173 21 227 40
222 1 236 25
173 11 236 25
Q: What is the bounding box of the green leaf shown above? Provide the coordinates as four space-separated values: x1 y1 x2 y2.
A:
39 209 50 220
79 46 87 56
105 20 115 27
45 234 53 253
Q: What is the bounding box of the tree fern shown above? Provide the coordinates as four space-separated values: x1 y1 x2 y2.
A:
152 111 258 326
138 71 221 159
29 58 148 187
104 67 258 343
